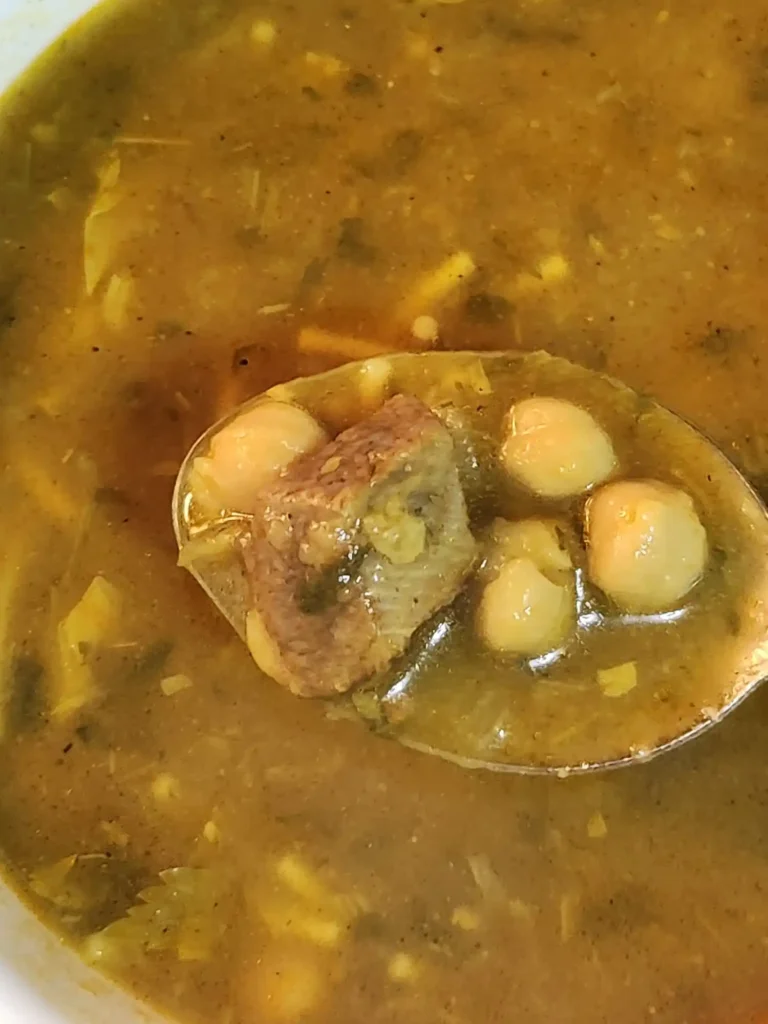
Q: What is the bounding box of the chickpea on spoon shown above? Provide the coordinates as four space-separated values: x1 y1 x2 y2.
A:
173 351 768 775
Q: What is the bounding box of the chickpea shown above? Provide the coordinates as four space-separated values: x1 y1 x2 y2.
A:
193 401 328 514
501 397 616 498
246 607 292 690
483 518 572 579
586 479 708 613
477 557 573 656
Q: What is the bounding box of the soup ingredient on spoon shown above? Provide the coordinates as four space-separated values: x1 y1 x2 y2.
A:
477 519 574 655
175 350 748 774
481 518 572 579
189 401 328 515
242 394 477 696
501 397 616 498
585 479 708 613
477 556 574 655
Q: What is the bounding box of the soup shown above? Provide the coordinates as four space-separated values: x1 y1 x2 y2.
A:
1 0 768 1021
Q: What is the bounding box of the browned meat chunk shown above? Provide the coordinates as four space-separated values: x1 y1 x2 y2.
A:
241 393 477 696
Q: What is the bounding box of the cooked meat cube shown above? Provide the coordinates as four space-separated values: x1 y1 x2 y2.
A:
241 394 478 696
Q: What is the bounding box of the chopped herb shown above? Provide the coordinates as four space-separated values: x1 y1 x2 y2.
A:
579 337 609 371
94 485 131 506
121 380 151 409
93 63 134 98
749 48 768 103
485 13 578 44
698 324 747 357
405 489 437 519
353 910 388 940
336 217 377 266
408 896 452 954
75 722 95 744
54 577 123 720
363 495 427 564
345 71 378 96
153 319 186 341
298 546 366 614
580 882 655 937
464 292 512 324
100 820 130 848
29 850 144 933
388 129 424 174
298 256 327 293
724 606 741 637
126 639 174 683
233 225 262 248
708 545 727 571
30 855 91 911
84 867 232 965
351 688 383 723
0 277 17 332
7 654 45 731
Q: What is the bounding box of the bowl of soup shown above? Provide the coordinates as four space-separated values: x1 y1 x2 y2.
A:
1 0 768 1022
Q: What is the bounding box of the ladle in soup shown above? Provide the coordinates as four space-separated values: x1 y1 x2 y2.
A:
172 350 768 775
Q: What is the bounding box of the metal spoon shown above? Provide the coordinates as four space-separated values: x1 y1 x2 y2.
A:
172 350 768 776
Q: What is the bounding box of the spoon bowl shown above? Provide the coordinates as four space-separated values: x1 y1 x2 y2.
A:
173 350 768 776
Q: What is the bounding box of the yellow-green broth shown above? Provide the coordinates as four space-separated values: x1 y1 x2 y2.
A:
1 0 768 1022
